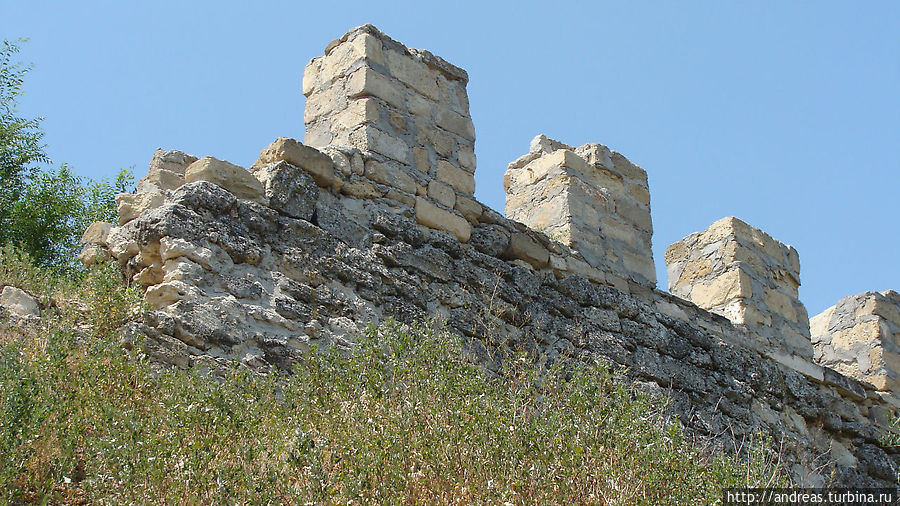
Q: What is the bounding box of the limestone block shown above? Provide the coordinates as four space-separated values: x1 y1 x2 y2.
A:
427 180 455 208
690 268 752 308
250 161 318 220
184 157 265 203
138 149 197 193
385 48 440 100
506 233 550 269
407 94 433 117
0 286 40 317
81 221 113 246
340 177 382 199
436 160 475 195
457 144 476 171
434 107 475 142
454 195 482 224
364 160 417 194
346 66 405 109
333 98 381 131
349 127 410 163
413 147 430 173
764 288 798 322
116 191 165 225
414 196 470 242
255 137 340 190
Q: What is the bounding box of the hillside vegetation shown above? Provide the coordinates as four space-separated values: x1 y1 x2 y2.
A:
0 246 787 504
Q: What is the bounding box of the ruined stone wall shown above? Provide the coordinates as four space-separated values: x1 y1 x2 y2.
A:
812 291 900 394
505 135 655 289
77 25 898 488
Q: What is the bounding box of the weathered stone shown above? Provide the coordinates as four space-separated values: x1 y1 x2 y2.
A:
255 137 341 190
0 286 40 317
81 221 114 246
116 191 165 225
250 161 318 220
365 160 417 194
454 195 482 224
506 233 550 269
184 157 265 203
414 196 470 242
137 149 197 193
436 160 475 195
427 179 456 208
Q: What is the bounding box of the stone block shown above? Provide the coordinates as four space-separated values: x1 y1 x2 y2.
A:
116 190 165 225
435 107 475 141
427 179 456 208
346 66 405 109
185 157 265 203
0 286 40 318
364 160 417 194
436 160 475 195
255 137 341 190
414 196 470 242
689 268 752 308
506 233 550 269
385 48 440 100
454 195 482 224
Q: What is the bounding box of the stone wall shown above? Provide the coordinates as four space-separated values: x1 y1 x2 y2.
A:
665 217 812 361
77 25 898 487
505 135 655 289
812 291 900 395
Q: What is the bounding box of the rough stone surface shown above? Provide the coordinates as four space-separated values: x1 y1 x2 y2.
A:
184 157 266 203
666 217 812 361
812 291 900 394
81 25 899 489
505 135 655 288
0 286 40 318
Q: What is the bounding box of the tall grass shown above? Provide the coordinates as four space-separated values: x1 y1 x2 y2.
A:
0 247 786 504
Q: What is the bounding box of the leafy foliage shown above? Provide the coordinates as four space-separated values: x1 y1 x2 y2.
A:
0 253 787 504
0 39 133 272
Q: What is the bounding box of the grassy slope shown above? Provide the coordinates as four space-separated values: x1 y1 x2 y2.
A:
0 246 786 504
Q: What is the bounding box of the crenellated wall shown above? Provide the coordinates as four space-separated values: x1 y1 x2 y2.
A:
78 25 898 487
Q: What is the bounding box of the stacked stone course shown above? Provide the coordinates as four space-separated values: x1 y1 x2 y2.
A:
302 25 478 242
812 291 900 395
665 216 812 361
71 25 898 487
505 135 655 290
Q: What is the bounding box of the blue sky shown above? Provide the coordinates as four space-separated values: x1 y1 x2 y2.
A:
2 1 897 316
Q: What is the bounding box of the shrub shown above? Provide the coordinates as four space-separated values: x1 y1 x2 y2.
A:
0 262 787 505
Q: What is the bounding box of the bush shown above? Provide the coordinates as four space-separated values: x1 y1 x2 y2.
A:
1 39 133 272
0 258 787 504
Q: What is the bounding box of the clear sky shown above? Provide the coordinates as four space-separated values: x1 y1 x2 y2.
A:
2 1 897 316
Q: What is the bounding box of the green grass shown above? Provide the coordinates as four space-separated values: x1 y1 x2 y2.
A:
0 247 787 504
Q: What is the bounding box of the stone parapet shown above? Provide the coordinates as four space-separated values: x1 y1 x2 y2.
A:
504 135 655 289
665 217 812 360
812 291 900 394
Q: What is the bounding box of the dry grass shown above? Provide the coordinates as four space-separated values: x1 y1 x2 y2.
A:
0 246 787 504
